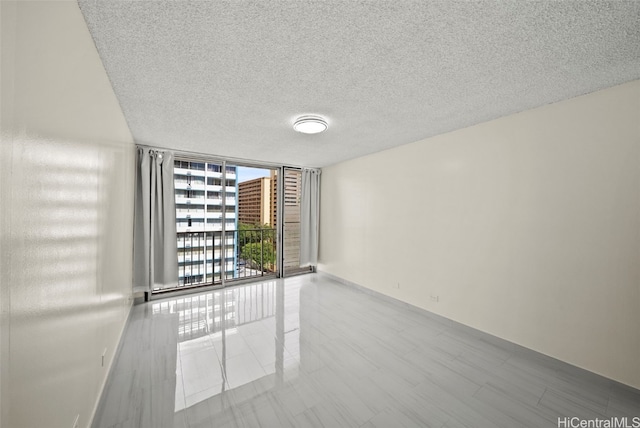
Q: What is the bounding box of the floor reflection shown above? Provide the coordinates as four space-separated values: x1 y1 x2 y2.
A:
95 274 640 428
151 280 301 413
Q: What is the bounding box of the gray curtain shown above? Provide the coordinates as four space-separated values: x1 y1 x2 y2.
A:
300 168 321 267
133 147 178 294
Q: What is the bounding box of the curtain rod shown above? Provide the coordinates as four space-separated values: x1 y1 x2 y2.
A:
136 143 320 171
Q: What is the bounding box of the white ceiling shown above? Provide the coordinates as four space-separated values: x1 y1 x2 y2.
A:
78 0 640 168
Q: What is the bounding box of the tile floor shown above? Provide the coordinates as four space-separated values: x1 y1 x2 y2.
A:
93 274 640 428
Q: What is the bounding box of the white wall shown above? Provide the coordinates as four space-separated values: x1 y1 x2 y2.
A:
319 80 640 389
1 1 135 427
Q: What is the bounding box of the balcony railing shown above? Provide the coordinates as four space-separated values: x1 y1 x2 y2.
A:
175 228 276 289
235 227 276 281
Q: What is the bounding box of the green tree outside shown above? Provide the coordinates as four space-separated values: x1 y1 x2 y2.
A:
238 222 276 271
240 241 276 272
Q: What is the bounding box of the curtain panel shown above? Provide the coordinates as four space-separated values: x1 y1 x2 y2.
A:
300 168 321 267
133 147 178 295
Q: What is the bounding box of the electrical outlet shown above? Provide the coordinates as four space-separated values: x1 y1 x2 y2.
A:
395 282 400 289
72 414 79 428
430 295 439 302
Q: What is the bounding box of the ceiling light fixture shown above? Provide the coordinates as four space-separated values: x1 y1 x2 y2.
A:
293 115 328 134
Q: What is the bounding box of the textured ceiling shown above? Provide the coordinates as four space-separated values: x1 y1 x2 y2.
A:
78 0 640 167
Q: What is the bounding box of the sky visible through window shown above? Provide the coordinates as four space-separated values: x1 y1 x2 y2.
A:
236 166 272 184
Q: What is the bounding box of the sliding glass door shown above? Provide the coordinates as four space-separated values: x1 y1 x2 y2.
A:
153 158 312 296
168 158 281 294
234 165 278 281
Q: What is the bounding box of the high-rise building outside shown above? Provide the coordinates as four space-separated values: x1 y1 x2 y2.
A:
174 160 238 286
238 175 275 226
270 170 278 228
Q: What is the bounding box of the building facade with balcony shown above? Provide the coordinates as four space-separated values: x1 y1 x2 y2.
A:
174 160 238 286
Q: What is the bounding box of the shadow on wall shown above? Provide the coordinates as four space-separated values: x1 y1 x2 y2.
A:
4 137 133 428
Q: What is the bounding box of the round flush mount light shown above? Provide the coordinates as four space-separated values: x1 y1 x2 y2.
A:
293 115 328 134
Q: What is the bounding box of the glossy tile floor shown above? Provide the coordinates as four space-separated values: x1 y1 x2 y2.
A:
93 274 640 428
